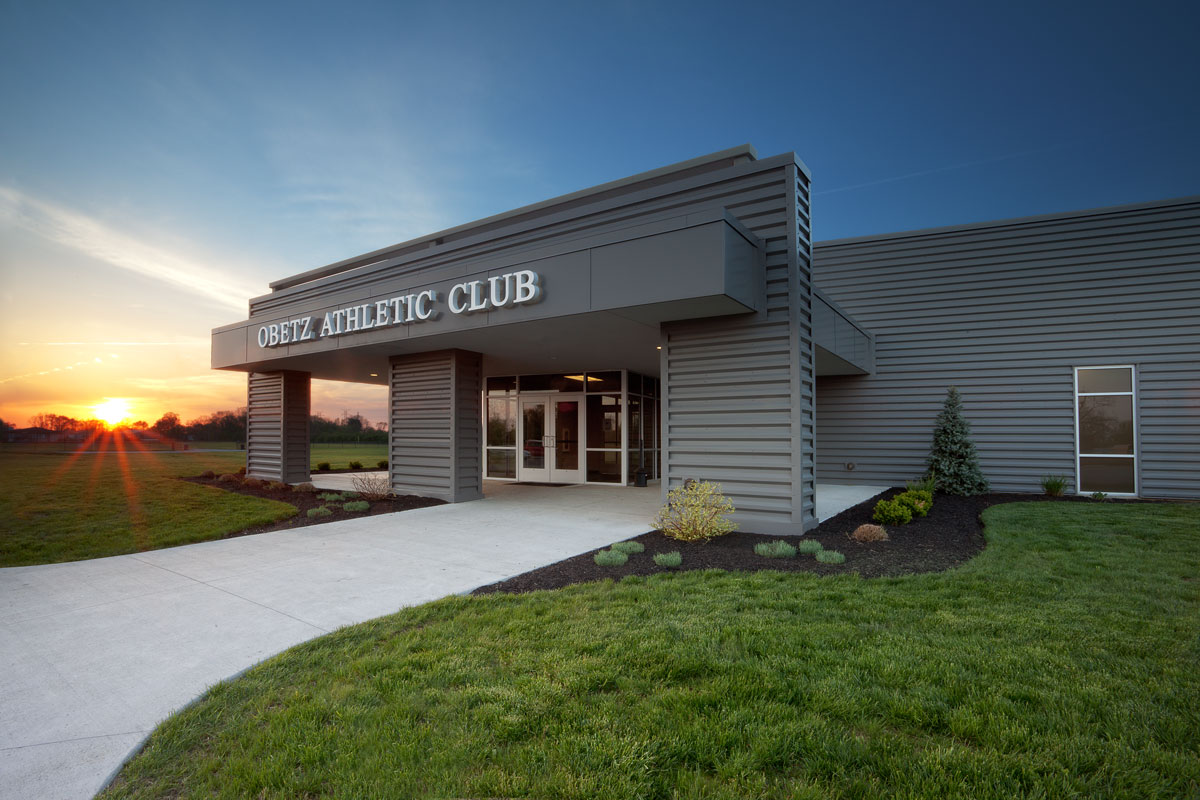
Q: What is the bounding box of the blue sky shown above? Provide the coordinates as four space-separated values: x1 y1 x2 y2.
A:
1 0 1197 424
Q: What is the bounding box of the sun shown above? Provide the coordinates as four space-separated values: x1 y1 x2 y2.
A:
93 398 132 427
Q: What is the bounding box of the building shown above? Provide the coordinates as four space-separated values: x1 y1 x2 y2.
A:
211 145 1200 534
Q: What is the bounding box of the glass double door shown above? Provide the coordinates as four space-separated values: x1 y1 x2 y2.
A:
519 394 583 483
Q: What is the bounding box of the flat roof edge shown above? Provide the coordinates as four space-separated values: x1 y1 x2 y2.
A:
270 144 760 291
814 194 1200 249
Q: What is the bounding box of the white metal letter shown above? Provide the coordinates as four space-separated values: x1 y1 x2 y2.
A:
512 270 541 304
468 280 489 312
448 283 469 314
488 274 513 307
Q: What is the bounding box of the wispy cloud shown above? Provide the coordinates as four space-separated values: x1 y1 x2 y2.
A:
0 187 263 312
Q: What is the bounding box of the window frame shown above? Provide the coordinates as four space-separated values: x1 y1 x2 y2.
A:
1073 365 1138 497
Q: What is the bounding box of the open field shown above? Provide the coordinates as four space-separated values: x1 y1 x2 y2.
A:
307 442 388 470
102 501 1200 799
1 440 243 454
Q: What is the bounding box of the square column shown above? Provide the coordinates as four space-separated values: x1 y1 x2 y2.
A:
389 349 482 502
246 371 311 483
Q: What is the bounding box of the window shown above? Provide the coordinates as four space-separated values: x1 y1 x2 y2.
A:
1074 366 1137 494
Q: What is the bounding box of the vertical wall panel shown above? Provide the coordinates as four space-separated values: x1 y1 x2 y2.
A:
814 199 1200 499
390 349 482 502
246 371 310 483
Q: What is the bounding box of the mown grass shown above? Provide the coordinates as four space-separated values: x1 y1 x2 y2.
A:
102 502 1200 799
309 443 388 470
0 446 298 566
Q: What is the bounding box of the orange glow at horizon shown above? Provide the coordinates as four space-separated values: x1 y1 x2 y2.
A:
93 398 132 427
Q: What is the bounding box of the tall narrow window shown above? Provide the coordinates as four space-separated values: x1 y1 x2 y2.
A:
1075 366 1137 494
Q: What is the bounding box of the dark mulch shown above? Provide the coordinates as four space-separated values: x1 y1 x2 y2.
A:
473 489 1163 595
182 475 444 538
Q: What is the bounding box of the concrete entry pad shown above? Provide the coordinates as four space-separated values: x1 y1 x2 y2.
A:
815 483 891 522
0 482 660 800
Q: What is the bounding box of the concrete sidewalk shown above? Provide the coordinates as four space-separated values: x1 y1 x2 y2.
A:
0 482 659 800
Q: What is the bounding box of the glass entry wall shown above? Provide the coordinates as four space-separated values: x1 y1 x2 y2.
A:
484 371 660 485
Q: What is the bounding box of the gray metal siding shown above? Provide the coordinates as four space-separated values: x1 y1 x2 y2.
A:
814 199 1200 498
661 159 816 533
389 349 482 502
246 371 310 483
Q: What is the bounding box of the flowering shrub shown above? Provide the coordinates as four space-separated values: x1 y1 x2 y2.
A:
652 480 738 542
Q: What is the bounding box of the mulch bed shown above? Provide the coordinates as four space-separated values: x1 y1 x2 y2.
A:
473 489 1161 595
182 474 444 538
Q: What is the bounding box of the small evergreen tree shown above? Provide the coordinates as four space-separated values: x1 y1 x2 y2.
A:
926 387 989 495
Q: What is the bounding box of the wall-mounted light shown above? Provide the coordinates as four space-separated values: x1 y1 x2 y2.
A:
369 373 379 377
656 346 662 350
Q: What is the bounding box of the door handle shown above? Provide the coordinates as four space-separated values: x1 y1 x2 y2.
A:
544 435 554 448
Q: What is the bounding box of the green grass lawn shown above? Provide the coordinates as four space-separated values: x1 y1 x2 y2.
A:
0 446 297 567
102 502 1200 799
309 442 388 470
0 442 392 566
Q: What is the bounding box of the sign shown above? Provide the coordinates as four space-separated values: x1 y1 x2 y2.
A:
256 269 541 349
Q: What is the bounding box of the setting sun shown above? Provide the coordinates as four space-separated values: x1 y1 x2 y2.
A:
93 398 132 427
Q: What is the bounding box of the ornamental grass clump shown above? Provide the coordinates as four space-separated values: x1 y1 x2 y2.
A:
1041 475 1067 497
348 460 363 470
316 462 332 471
593 549 628 567
653 480 738 542
851 524 889 542
306 506 332 519
243 477 265 489
653 551 682 568
200 470 216 480
292 482 317 494
317 492 344 502
816 550 846 565
927 387 989 495
376 460 388 470
217 473 241 483
873 498 913 525
343 500 370 512
797 539 823 555
611 540 645 554
754 540 797 559
266 481 289 491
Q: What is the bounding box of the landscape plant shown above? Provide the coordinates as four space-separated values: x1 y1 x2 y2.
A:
1091 491 1109 501
292 482 317 494
350 472 392 501
872 497 913 525
906 473 937 494
652 551 682 568
306 506 332 519
850 524 888 542
1041 475 1067 496
342 501 370 513
927 386 989 495
348 460 363 469
652 480 737 542
376 460 388 470
816 549 846 564
611 540 645 554
796 539 823 554
593 549 628 566
754 539 797 559
317 492 345 502
217 473 240 483
316 462 332 471
895 490 931 518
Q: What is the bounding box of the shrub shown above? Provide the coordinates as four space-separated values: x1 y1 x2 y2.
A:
895 490 931 518
816 550 846 564
851 524 889 542
653 551 682 568
236 466 247 475
316 462 332 471
317 492 344 502
306 506 332 519
593 549 628 566
243 477 265 489
292 482 317 494
266 481 289 491
927 387 989 495
1042 475 1067 497
348 460 363 469
797 539 823 555
351 472 391 501
1091 491 1110 501
199 470 215 480
653 480 738 542
342 491 359 499
754 540 797 559
343 500 370 512
376 460 388 470
906 474 937 494
611 540 645 554
873 498 913 525
217 473 241 483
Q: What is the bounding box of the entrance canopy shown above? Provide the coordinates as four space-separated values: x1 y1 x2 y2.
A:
212 208 764 382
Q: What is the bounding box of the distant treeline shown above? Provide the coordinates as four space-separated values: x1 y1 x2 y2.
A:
8 410 387 444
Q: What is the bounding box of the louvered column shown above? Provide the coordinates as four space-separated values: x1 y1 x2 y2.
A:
389 350 482 502
246 371 311 483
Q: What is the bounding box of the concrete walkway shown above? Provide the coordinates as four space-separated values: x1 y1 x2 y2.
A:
0 482 659 800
